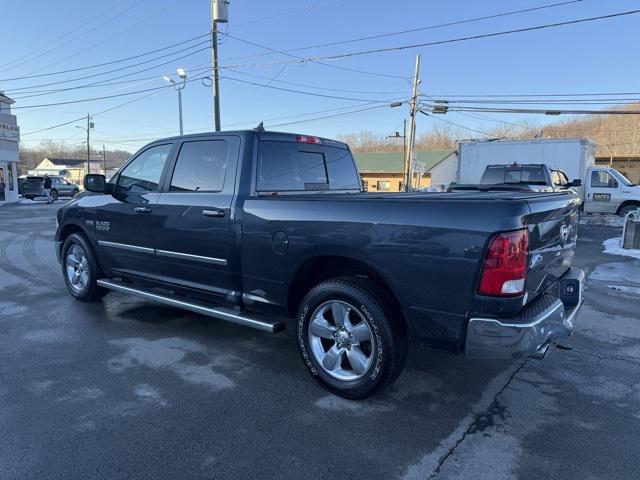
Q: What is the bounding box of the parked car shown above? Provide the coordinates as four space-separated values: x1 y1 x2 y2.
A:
458 138 640 216
22 175 80 200
54 130 584 398
449 164 581 193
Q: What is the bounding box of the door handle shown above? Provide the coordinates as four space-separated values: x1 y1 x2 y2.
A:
202 209 225 218
134 206 152 214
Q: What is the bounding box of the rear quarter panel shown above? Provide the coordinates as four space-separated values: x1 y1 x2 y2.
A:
240 195 530 351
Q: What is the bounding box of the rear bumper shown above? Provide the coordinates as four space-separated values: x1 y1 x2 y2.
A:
465 267 584 360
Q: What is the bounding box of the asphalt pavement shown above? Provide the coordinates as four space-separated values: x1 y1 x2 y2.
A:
0 200 639 479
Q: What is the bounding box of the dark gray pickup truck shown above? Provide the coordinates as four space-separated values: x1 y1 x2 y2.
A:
54 130 584 398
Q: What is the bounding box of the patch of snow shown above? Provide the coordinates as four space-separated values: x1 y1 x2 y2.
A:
602 237 640 260
590 262 640 284
608 284 640 295
580 214 624 228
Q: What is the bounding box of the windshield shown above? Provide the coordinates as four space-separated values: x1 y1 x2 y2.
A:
611 169 635 187
481 165 547 185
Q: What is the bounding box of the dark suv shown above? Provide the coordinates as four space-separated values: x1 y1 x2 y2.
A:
22 175 80 200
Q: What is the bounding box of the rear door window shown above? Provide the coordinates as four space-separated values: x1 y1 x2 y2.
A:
257 141 359 192
169 140 229 192
257 141 328 191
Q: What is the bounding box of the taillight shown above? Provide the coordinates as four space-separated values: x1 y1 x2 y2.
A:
296 135 321 144
478 229 528 297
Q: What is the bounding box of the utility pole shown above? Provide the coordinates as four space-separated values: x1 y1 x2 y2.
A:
86 114 91 176
102 145 106 175
211 0 228 131
403 54 420 192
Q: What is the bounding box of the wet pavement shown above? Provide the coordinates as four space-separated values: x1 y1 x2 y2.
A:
1 201 639 479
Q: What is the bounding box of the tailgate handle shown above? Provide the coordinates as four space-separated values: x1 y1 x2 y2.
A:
202 209 225 218
134 206 151 214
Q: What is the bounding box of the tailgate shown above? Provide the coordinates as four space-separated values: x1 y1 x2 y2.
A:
523 193 580 305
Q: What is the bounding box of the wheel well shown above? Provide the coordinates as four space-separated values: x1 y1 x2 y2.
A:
617 200 640 215
59 224 87 244
287 256 407 328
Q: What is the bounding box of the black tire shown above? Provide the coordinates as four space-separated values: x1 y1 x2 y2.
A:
72 189 79 197
619 204 640 217
296 277 408 399
61 233 108 302
49 190 58 202
25 195 34 200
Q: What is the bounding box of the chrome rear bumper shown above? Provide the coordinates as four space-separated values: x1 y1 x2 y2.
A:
465 268 584 360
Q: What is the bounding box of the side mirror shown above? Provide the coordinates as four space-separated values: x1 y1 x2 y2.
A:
570 179 582 187
84 174 107 193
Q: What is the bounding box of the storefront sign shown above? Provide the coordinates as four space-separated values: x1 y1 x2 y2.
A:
0 123 19 141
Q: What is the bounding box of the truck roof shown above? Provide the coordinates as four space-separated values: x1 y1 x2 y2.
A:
147 129 350 149
457 137 596 147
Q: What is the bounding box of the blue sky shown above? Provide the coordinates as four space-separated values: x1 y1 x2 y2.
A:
3 0 640 153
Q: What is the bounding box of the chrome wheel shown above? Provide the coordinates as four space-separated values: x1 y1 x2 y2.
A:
66 244 89 292
308 300 375 381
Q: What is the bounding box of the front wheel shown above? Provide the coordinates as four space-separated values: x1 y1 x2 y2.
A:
619 204 640 217
61 233 108 301
296 278 408 399
72 189 79 197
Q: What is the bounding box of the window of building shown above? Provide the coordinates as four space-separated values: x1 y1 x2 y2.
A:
377 181 391 191
591 171 618 188
117 144 172 193
169 140 229 192
8 164 14 191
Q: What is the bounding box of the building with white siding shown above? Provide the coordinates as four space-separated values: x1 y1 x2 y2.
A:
0 92 19 204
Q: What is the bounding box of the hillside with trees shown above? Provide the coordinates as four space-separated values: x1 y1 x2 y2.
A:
337 104 640 155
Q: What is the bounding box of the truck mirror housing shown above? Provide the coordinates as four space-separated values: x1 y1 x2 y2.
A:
84 174 107 193
571 179 582 187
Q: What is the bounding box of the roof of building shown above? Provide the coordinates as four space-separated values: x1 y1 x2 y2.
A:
354 150 456 173
0 91 15 105
44 158 97 166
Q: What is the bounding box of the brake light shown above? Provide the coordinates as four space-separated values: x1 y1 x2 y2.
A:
296 135 321 144
478 229 528 297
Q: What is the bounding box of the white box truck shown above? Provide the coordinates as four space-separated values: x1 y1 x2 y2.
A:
457 138 640 216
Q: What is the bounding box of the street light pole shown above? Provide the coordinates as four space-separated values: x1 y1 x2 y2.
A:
163 68 187 136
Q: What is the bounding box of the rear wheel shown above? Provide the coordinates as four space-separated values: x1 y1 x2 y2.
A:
296 278 408 399
61 233 108 302
49 190 58 202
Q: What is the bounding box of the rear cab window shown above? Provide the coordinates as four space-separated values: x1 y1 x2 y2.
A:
256 138 360 193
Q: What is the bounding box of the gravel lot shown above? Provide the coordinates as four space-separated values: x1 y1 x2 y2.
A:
1 201 639 479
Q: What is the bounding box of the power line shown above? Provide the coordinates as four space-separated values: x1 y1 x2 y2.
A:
2 0 148 75
0 33 210 82
0 0 132 71
22 0 182 77
224 68 407 95
4 44 210 93
223 75 406 103
11 74 209 110
448 106 640 115
224 33 409 80
223 0 585 62
420 111 496 137
424 91 640 98
219 9 640 70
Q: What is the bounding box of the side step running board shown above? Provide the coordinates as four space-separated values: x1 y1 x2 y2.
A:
97 279 285 334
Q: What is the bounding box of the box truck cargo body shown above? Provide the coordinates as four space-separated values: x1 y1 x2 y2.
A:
457 138 595 185
457 138 640 216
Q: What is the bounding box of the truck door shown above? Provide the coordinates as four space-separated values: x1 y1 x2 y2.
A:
154 136 240 298
585 169 620 214
95 143 174 279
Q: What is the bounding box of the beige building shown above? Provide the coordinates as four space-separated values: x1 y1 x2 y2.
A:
354 150 458 192
29 158 105 184
595 155 640 183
